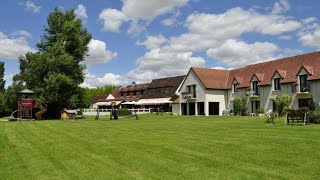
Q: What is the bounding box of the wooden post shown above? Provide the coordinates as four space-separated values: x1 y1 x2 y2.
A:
285 113 288 125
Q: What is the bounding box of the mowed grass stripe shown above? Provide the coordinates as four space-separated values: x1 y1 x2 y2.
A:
1 114 320 179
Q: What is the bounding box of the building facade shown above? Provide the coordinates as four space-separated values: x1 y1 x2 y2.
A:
177 51 320 116
91 76 185 111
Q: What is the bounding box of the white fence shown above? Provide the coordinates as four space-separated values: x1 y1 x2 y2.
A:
82 108 151 116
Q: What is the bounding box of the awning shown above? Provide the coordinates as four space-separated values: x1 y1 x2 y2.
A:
121 101 136 105
94 101 122 106
135 98 172 105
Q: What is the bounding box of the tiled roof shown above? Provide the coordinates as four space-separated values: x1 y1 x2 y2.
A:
191 51 320 89
191 68 230 89
92 94 109 103
141 75 185 99
120 83 150 92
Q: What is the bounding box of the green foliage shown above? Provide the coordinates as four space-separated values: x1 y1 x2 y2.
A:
308 98 316 111
13 7 92 118
0 92 7 117
274 94 292 113
116 108 132 116
0 62 5 92
308 105 320 123
233 97 247 115
256 107 265 114
170 93 179 101
3 82 25 116
82 85 117 108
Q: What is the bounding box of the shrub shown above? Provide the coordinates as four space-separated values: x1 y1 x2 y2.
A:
256 107 265 114
170 93 179 101
77 109 83 115
233 97 247 116
275 94 292 115
116 108 132 116
308 105 320 124
265 111 276 124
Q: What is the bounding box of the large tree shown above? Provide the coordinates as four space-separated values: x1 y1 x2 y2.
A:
0 62 6 117
0 62 5 92
14 7 91 118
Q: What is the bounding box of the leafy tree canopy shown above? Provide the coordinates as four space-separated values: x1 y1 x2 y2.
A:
0 62 5 92
13 7 92 118
83 85 117 108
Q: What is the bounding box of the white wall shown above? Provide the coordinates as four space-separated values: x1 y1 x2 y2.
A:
206 89 227 115
172 104 180 115
179 69 320 116
179 70 206 104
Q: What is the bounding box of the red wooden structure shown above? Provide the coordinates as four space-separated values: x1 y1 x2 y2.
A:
18 89 35 120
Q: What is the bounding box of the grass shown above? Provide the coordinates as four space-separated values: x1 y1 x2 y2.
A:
1 114 320 179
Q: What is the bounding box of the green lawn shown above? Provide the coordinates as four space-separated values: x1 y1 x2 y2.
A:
1 114 320 179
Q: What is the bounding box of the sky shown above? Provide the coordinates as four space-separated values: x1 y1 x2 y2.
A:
0 0 320 88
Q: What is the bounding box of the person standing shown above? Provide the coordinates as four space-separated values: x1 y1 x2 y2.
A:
95 109 99 120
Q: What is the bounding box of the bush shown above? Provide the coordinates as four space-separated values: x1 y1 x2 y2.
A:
77 109 83 115
116 108 132 116
265 111 276 124
256 107 265 114
233 97 247 116
275 94 292 115
308 105 320 124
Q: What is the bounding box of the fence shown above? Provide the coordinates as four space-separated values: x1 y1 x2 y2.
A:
82 108 151 116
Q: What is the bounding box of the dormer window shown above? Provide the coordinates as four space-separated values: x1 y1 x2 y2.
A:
252 81 259 95
274 78 281 90
299 74 309 92
233 83 238 93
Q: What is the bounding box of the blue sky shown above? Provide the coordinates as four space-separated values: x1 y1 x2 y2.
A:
0 0 319 88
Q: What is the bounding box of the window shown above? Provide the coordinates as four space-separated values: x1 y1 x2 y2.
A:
299 74 308 92
252 81 259 95
186 85 196 98
299 99 311 109
274 78 281 90
233 83 238 93
193 85 196 98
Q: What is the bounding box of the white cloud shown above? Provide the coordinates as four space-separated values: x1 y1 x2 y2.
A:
126 5 306 81
162 10 181 26
136 35 168 50
99 0 188 33
299 27 320 48
22 1 41 13
162 18 176 27
0 31 35 60
99 9 127 33
81 71 128 88
278 35 291 40
127 48 205 82
75 4 87 19
85 39 117 65
272 0 290 14
10 30 32 38
167 7 301 53
211 66 226 70
186 7 300 36
206 39 279 67
4 73 14 88
121 0 187 20
127 20 146 35
302 17 317 24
